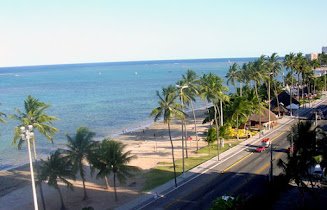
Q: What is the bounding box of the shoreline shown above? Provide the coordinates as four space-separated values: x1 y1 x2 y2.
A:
0 104 210 173
0 107 210 209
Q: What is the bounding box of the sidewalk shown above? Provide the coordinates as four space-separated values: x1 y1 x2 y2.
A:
117 93 327 210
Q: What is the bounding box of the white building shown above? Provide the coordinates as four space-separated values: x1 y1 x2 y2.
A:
323 46 327 53
306 53 319 60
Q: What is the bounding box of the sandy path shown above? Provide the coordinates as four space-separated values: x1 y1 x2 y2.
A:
0 108 210 210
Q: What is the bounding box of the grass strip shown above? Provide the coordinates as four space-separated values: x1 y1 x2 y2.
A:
142 141 240 192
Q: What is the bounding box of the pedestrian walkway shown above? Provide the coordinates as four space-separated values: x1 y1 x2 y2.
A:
117 93 327 210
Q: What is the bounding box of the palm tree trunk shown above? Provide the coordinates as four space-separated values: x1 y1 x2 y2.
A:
213 103 220 161
254 82 262 136
236 115 239 141
240 82 243 97
298 73 300 101
220 100 223 126
208 142 210 155
31 139 46 210
205 99 212 128
82 176 88 200
168 123 177 187
273 81 281 117
290 73 293 116
181 121 185 175
190 101 198 150
234 84 237 96
56 186 65 210
184 120 188 158
104 176 110 190
114 172 118 201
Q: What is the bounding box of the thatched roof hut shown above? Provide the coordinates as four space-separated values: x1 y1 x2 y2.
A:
273 106 288 113
248 107 278 123
270 91 300 108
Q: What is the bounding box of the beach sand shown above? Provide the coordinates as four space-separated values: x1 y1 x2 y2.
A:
0 108 210 209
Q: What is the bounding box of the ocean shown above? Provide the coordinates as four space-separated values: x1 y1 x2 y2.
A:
0 57 255 171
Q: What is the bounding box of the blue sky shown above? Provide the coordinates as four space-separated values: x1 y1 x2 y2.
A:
0 0 326 67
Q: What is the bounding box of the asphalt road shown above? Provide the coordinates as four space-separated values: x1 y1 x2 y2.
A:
139 99 327 210
140 120 294 210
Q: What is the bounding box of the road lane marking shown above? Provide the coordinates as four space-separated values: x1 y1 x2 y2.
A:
165 130 291 209
230 152 284 194
140 98 327 210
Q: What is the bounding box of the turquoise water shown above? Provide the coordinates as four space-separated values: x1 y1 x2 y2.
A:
0 58 255 171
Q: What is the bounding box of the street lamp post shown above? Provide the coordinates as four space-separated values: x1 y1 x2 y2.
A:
20 125 39 210
176 84 188 178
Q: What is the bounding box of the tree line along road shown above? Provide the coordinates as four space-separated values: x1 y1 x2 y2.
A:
139 98 327 210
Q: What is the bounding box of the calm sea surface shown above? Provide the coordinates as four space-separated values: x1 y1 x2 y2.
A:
0 58 255 171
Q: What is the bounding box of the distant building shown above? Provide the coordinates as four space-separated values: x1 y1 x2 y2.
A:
323 46 327 53
306 53 319 60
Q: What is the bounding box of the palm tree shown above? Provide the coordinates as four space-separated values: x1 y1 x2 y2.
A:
229 96 251 141
249 57 266 134
203 73 228 160
294 53 306 100
199 73 212 128
181 70 200 151
0 103 7 136
150 85 185 187
310 59 321 93
9 95 59 209
39 150 75 210
237 64 248 96
64 126 96 200
226 63 239 95
205 128 216 155
284 53 296 116
89 139 140 201
265 53 282 117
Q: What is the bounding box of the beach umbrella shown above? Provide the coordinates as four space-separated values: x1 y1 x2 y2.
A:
286 104 299 110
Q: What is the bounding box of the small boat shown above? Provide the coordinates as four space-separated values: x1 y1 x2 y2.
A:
228 60 232 64
99 72 102 75
14 74 20 77
135 72 138 75
169 70 173 73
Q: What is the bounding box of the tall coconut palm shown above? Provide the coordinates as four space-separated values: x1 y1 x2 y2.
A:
199 73 212 127
9 95 59 210
89 139 140 201
150 85 185 187
226 63 239 95
294 53 306 100
284 53 296 116
265 53 282 117
39 150 75 210
310 59 321 93
237 64 248 97
249 57 266 135
64 126 96 200
229 96 251 141
203 73 228 161
181 69 200 150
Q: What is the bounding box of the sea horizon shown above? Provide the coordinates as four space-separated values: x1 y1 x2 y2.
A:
0 56 258 69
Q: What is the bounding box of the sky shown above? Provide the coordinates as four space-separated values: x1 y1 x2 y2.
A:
0 0 326 67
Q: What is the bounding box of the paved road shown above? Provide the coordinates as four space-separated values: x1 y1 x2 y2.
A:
117 96 327 210
145 121 293 210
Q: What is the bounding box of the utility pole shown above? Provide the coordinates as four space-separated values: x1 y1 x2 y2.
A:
268 72 271 130
270 143 273 182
